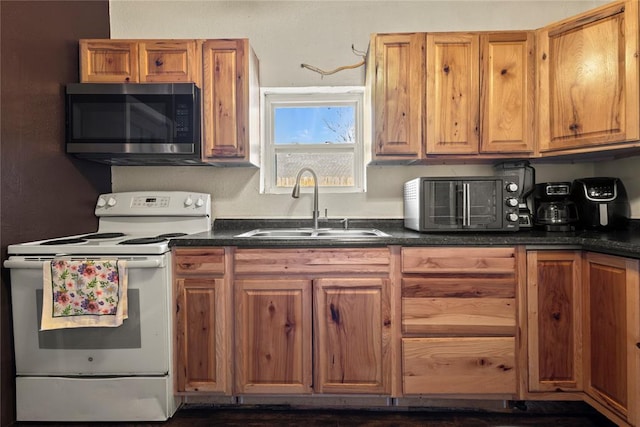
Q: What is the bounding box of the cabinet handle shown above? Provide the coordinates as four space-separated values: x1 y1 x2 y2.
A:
155 58 163 67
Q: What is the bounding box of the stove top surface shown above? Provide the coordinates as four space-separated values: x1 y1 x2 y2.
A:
8 232 178 255
8 191 211 256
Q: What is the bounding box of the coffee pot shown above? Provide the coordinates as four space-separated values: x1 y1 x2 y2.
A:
533 182 579 232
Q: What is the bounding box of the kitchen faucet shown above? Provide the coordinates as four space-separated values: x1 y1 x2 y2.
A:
291 167 319 230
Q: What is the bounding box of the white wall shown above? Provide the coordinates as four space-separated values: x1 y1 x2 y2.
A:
109 0 640 220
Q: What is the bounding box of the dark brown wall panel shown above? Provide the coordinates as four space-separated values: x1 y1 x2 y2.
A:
0 1 111 424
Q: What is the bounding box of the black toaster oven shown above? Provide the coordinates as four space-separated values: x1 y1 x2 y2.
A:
404 176 520 232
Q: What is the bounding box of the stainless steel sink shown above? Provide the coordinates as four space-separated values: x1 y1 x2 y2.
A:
234 228 390 239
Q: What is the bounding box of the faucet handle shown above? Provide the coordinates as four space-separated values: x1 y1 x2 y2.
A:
341 218 349 230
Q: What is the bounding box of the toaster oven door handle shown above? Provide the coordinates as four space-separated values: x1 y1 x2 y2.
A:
462 183 470 227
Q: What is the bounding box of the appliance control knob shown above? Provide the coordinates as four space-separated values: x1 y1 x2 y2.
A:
195 197 205 208
107 197 117 207
507 213 519 223
506 182 519 193
184 196 193 207
96 197 107 207
506 197 519 207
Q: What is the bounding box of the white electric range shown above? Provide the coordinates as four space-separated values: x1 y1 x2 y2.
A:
4 191 211 422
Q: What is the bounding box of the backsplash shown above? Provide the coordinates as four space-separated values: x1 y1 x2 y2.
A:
109 161 640 220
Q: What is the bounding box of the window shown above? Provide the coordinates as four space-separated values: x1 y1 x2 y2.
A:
261 87 365 194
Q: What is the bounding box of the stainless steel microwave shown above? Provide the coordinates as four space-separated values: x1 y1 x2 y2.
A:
65 83 202 165
404 176 520 232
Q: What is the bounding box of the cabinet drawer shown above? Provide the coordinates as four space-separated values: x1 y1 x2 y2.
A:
402 337 516 395
234 248 390 275
402 296 515 335
173 248 225 275
402 247 516 274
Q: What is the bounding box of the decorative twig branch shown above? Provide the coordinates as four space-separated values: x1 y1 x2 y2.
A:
301 44 366 77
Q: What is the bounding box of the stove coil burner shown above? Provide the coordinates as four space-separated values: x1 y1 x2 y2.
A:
82 232 126 239
40 238 88 246
156 233 188 238
118 237 168 245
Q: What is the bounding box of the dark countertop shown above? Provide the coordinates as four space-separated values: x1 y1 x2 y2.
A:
169 218 640 259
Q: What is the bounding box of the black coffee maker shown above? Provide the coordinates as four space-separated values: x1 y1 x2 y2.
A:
533 182 579 231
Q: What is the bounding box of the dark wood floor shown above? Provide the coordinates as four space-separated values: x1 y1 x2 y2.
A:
15 403 617 427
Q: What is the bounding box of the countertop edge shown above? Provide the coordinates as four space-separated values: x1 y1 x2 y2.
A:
169 219 640 259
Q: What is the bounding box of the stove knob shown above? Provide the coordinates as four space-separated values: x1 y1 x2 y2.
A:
506 182 519 193
184 196 193 207
195 197 205 208
107 197 117 207
507 212 519 223
96 197 107 207
505 197 518 207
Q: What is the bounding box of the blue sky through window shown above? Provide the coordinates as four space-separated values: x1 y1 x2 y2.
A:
274 106 355 145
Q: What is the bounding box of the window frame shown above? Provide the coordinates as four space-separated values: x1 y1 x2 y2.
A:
260 86 365 194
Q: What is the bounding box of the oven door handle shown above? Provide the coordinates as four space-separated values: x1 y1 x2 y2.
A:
4 257 165 269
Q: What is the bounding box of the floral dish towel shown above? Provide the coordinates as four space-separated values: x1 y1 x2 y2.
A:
41 259 128 330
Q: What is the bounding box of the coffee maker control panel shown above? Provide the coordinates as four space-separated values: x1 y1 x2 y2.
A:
544 183 571 196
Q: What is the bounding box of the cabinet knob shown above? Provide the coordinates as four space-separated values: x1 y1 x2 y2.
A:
636 342 640 349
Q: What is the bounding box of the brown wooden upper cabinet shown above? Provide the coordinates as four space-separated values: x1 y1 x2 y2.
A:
370 31 534 162
537 0 639 155
370 33 425 162
80 39 200 84
201 39 260 166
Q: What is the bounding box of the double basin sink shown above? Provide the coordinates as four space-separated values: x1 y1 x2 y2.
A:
235 228 390 240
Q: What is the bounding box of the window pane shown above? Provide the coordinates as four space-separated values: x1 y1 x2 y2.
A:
274 106 355 145
276 152 355 188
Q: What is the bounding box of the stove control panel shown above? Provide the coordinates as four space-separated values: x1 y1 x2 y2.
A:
95 191 211 217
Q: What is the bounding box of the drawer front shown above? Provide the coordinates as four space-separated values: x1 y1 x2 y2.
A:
402 337 516 395
234 248 390 275
403 297 515 335
402 247 516 274
402 276 516 335
173 248 225 275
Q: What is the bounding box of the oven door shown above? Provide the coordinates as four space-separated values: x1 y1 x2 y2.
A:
6 255 171 376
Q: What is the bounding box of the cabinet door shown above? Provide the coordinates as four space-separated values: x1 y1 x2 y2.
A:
526 251 582 392
138 40 199 84
175 277 229 393
426 33 479 155
584 253 640 424
371 33 425 161
235 279 312 394
313 278 391 394
537 1 639 153
79 39 139 83
202 39 251 161
480 32 534 154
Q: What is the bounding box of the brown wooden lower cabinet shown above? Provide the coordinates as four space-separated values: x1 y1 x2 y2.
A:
583 252 640 426
170 245 640 427
173 248 231 394
233 248 392 395
314 277 391 394
234 279 313 394
400 247 518 396
526 250 583 392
